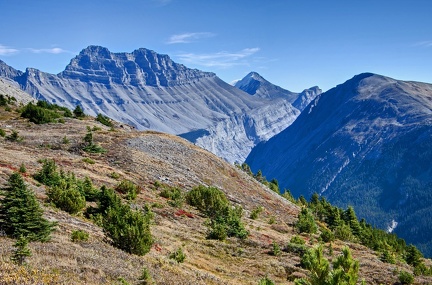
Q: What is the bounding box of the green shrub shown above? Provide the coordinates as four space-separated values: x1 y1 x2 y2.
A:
6 130 22 142
207 222 228 240
76 176 99 202
169 247 186 263
11 236 32 266
159 186 184 207
97 186 153 255
258 276 275 285
47 183 86 215
96 113 113 127
268 216 276 224
296 245 359 285
334 223 354 241
295 208 317 234
71 230 89 242
109 172 121 179
271 241 281 256
138 267 153 285
290 235 305 245
398 270 414 284
250 206 264 220
380 249 396 264
285 236 307 255
82 128 107 154
186 185 229 219
0 128 5 137
187 185 248 240
0 94 7 106
21 102 61 124
33 159 61 187
82 157 95 164
115 180 140 200
320 228 335 243
404 244 423 267
19 163 26 173
62 136 70 144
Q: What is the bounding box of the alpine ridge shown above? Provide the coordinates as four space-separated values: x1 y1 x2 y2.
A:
246 73 432 256
0 46 321 163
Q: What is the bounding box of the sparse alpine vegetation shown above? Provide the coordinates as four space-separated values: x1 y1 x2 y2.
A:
0 93 431 284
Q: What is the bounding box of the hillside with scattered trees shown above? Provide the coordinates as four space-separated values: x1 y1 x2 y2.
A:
0 91 431 284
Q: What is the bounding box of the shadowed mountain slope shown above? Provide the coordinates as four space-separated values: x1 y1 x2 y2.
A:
246 73 432 256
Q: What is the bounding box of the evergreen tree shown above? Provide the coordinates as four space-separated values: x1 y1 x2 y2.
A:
33 159 61 187
73 105 85 118
343 206 362 237
296 208 317 234
295 245 360 285
11 235 32 265
296 245 330 285
331 246 360 285
0 173 56 241
404 244 423 267
254 170 265 183
97 186 153 255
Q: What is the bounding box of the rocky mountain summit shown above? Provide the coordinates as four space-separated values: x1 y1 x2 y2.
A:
234 71 320 111
246 73 432 256
0 46 320 163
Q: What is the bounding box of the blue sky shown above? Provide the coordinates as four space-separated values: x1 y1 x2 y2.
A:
0 0 431 92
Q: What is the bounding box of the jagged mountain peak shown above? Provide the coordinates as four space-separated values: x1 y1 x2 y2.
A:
60 45 215 87
235 71 321 111
0 59 22 78
235 71 277 96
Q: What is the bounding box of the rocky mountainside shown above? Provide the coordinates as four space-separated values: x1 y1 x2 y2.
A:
0 46 320 163
234 71 320 111
1 85 431 284
0 76 35 105
246 73 432 257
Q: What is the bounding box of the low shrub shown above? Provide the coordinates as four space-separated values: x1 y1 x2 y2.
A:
115 180 140 200
159 186 184 207
250 206 264 220
169 247 186 263
71 230 89 242
399 270 414 284
186 185 248 240
96 113 113 127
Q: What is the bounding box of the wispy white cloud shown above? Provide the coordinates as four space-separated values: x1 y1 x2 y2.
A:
167 32 216 44
413 40 432 48
176 48 260 68
27 47 72 54
0 44 19 56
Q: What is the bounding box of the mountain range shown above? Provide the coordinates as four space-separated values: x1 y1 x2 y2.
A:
1 46 432 257
246 73 432 256
0 46 320 163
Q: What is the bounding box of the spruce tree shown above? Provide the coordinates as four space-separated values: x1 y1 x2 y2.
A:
11 235 32 265
0 173 56 241
343 206 362 237
331 246 360 285
73 105 85 118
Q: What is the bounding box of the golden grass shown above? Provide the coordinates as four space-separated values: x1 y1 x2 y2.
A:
1 105 432 284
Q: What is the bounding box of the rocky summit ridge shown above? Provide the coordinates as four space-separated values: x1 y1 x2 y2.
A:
0 46 321 163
